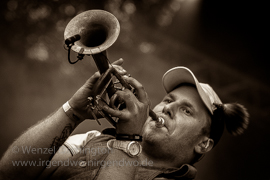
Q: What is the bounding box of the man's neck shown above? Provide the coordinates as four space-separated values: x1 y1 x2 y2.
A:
138 151 173 168
139 141 193 168
139 146 183 168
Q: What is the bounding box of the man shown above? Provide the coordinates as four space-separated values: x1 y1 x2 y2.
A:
0 59 249 179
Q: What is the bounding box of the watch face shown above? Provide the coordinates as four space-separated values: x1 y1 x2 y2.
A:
129 142 140 156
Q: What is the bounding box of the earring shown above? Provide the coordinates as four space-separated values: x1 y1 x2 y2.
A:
205 139 211 149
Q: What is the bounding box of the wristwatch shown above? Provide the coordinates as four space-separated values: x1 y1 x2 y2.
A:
107 139 142 157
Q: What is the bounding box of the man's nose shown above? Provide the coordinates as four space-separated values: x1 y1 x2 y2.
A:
162 103 174 119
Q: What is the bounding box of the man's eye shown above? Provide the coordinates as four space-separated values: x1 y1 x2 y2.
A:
164 99 172 103
181 108 192 115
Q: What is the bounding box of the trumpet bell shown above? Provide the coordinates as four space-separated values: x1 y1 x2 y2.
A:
64 10 120 55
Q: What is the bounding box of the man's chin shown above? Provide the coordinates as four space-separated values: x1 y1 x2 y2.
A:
142 120 167 144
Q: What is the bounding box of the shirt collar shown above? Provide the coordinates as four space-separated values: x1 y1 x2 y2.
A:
162 164 197 179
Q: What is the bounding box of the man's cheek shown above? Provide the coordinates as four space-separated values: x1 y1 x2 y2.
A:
153 105 163 113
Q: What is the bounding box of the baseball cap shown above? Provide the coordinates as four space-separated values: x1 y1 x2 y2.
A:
162 66 222 115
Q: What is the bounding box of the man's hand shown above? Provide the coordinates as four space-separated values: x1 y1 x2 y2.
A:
68 58 127 120
102 76 150 135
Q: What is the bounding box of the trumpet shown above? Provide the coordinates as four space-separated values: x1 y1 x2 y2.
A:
64 10 164 127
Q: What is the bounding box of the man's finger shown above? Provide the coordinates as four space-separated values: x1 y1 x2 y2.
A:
113 65 127 75
112 58 124 66
102 104 124 118
84 71 100 90
115 89 138 111
111 58 127 76
123 76 149 104
109 94 119 109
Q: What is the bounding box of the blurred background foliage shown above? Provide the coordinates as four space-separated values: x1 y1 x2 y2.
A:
0 0 269 179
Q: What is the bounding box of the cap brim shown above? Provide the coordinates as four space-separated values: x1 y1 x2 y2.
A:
162 67 214 114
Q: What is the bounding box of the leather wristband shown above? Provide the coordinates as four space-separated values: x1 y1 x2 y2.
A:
62 101 84 122
116 134 143 142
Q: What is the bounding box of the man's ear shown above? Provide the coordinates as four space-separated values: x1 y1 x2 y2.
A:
195 138 214 154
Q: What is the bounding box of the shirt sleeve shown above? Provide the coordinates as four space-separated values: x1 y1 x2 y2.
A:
64 130 101 156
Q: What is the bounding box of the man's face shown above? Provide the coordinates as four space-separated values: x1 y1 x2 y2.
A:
142 85 211 163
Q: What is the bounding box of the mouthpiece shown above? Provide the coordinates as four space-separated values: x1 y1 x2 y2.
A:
155 117 165 128
149 110 165 128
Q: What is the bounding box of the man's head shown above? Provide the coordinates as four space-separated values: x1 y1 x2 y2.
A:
142 67 249 166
